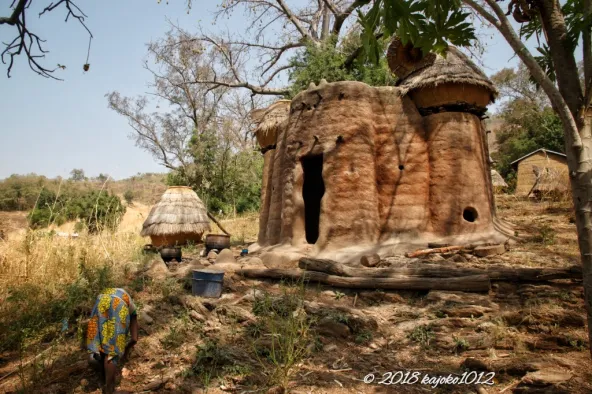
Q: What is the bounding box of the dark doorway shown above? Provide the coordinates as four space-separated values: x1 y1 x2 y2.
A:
301 154 325 244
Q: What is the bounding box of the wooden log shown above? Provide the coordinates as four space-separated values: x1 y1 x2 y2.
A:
360 254 381 267
405 245 465 258
298 258 582 282
237 268 490 292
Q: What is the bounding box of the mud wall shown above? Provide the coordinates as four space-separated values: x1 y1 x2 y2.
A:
425 112 493 236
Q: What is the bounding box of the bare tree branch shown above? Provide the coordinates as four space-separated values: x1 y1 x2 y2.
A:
1 0 93 78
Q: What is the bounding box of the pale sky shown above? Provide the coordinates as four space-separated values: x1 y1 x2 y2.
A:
0 1 563 180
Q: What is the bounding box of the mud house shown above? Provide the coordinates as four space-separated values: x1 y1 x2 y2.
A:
511 148 569 197
251 39 510 256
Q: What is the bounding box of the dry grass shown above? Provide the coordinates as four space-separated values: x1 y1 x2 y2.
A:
0 230 146 304
211 213 260 244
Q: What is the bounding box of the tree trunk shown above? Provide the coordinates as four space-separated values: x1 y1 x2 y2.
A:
237 268 491 292
467 0 592 359
537 0 592 358
299 258 582 281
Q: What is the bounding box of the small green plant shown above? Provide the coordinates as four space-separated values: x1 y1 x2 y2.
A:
355 330 373 344
407 325 435 347
123 190 134 205
251 283 312 390
434 310 447 318
452 336 470 354
334 291 346 300
532 224 556 245
161 326 185 349
192 339 235 388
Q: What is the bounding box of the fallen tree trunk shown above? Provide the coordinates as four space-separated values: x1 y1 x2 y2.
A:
237 268 490 292
298 258 582 281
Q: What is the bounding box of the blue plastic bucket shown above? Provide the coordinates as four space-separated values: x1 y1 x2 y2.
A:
192 269 225 298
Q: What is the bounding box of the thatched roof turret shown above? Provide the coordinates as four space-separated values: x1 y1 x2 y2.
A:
250 100 291 148
141 186 210 237
387 39 498 111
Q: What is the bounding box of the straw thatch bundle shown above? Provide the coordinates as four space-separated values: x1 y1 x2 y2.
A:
386 37 437 80
141 186 211 246
530 166 569 195
491 169 508 188
395 46 497 98
251 100 291 147
387 39 497 110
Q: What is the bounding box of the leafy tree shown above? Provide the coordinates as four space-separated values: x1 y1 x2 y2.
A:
287 32 395 98
96 174 109 183
123 190 134 205
69 169 86 182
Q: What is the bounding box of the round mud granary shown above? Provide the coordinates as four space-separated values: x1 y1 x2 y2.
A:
390 38 498 237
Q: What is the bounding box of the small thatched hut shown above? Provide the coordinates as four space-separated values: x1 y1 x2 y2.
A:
511 149 569 197
491 170 508 192
141 186 211 247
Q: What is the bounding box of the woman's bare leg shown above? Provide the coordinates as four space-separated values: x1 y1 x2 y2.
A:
103 357 117 394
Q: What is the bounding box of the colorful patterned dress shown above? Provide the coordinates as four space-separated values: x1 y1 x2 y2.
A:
87 288 137 364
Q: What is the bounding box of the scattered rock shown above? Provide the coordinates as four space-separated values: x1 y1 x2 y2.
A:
316 317 351 338
321 290 336 298
426 291 498 308
207 250 219 260
248 243 262 254
261 251 303 269
450 254 468 263
139 310 154 325
180 295 210 315
146 260 169 280
217 305 255 324
441 305 495 318
461 357 490 371
238 289 265 303
360 254 381 267
521 369 572 386
473 244 506 257
212 262 242 274
216 249 236 264
243 257 263 266
323 344 338 352
189 310 206 323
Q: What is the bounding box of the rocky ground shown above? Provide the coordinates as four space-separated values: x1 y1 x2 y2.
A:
0 195 591 394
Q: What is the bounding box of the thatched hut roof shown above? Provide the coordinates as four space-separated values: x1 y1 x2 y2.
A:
491 170 508 188
250 100 291 147
140 186 210 236
388 39 498 102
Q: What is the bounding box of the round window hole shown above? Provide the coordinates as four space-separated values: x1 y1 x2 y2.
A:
398 165 405 171
463 207 478 223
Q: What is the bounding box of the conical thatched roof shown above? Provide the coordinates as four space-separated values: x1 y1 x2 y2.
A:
491 170 508 188
140 186 210 236
250 100 291 147
388 39 498 102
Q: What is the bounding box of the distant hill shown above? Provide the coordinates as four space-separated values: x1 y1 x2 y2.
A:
0 172 168 211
